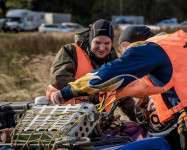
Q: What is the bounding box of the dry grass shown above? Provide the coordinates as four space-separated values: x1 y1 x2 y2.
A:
0 32 74 102
0 32 75 56
0 54 54 102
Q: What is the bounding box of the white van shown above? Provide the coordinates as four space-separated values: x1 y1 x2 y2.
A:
5 9 45 31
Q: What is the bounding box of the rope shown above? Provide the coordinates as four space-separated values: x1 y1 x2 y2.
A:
12 91 119 149
96 91 117 113
11 109 88 149
99 97 117 113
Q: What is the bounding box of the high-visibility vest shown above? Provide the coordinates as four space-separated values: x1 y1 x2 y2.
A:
144 30 187 123
46 43 114 112
115 30 187 123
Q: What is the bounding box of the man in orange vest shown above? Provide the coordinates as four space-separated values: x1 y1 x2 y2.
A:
49 19 137 121
51 25 187 149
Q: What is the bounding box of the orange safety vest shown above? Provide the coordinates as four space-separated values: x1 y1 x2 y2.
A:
144 30 187 123
46 43 114 112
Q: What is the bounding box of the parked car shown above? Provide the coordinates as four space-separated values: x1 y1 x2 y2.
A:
0 18 23 33
156 18 178 26
61 22 85 30
0 18 9 32
179 20 187 26
38 23 74 33
5 18 21 33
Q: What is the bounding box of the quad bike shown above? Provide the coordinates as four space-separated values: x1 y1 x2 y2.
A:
0 95 147 150
0 79 174 150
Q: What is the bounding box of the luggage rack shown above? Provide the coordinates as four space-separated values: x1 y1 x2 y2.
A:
11 103 99 148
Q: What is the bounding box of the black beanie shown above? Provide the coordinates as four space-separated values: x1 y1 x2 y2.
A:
118 25 156 45
89 19 114 45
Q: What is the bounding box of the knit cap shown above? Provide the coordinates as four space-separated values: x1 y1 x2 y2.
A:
89 19 114 45
118 25 156 45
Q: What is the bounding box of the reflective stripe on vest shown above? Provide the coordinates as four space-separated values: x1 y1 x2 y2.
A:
145 30 187 122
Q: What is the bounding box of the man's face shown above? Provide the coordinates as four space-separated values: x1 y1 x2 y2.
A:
91 36 112 58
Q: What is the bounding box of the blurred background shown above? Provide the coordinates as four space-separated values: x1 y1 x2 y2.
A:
1 0 187 26
1 0 187 102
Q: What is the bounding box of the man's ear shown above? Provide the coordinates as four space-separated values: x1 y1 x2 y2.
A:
119 42 126 51
120 42 125 49
120 41 131 52
121 41 127 47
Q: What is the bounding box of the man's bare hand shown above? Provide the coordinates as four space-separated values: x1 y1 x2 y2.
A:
50 90 65 105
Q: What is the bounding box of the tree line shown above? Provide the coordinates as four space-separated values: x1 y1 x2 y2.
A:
0 0 187 26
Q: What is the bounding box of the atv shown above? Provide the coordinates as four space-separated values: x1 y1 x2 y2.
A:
0 91 172 150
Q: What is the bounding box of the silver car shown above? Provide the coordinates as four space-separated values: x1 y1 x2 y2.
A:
38 23 74 33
